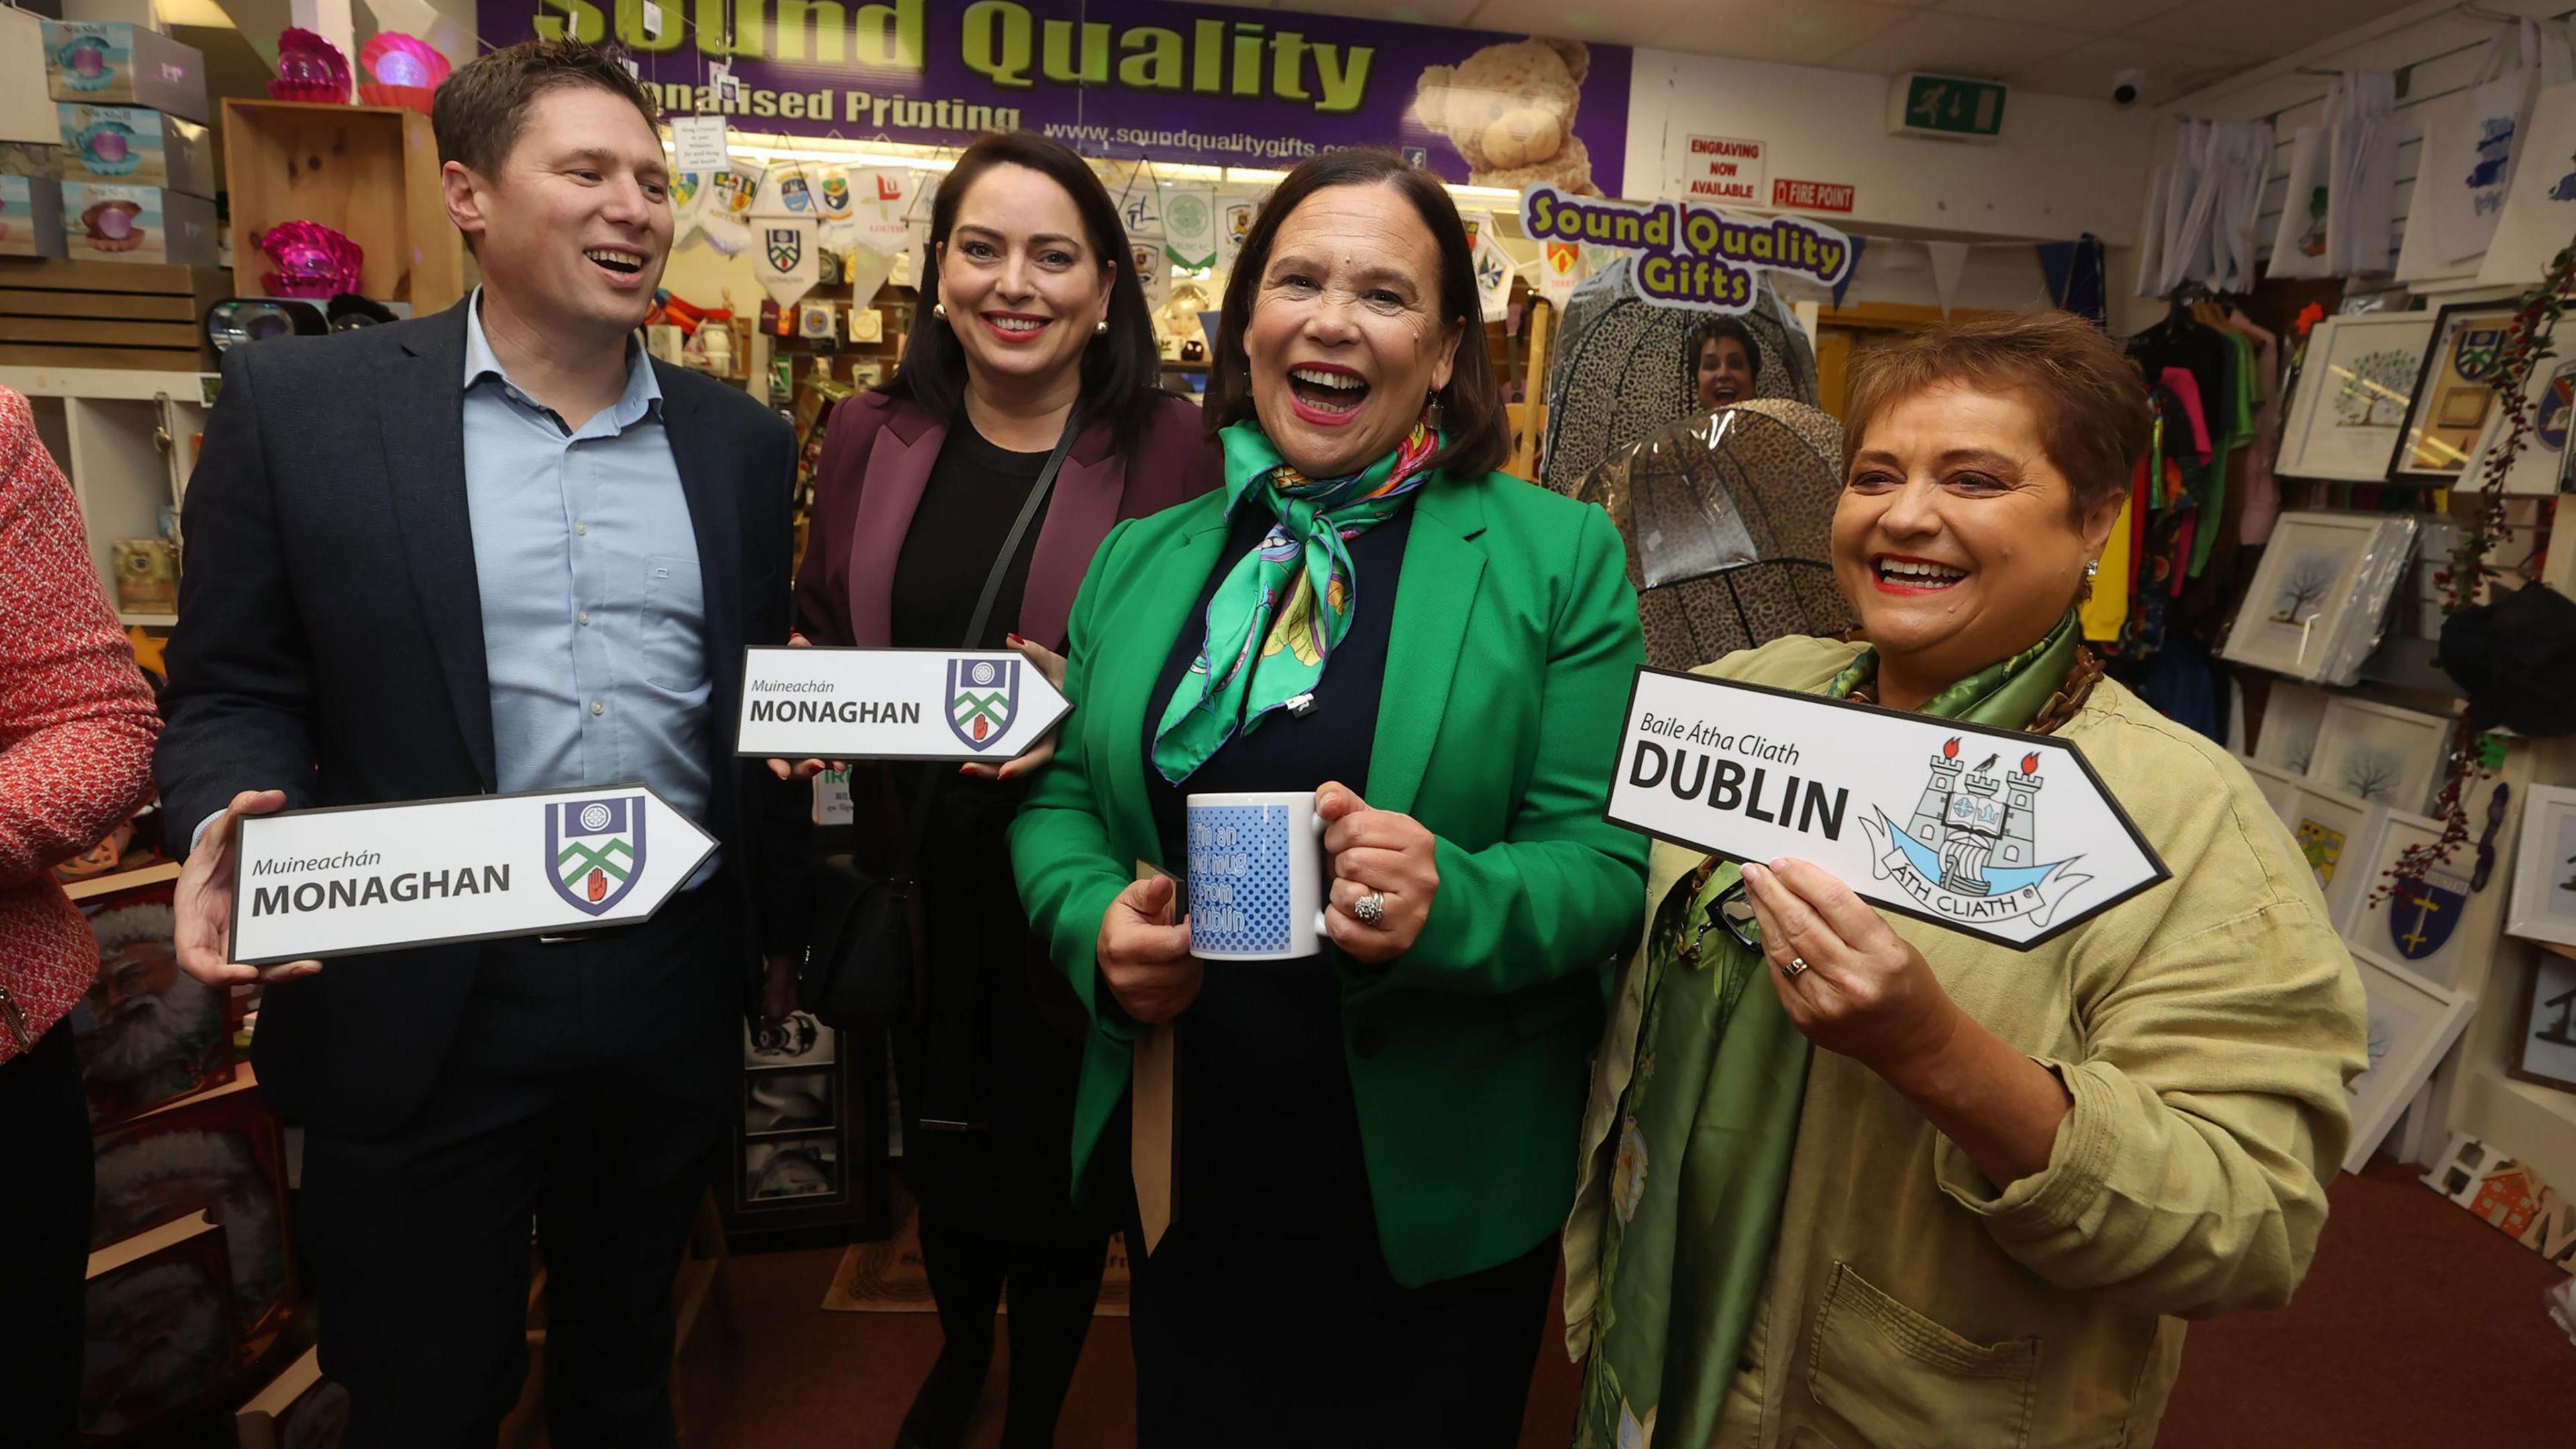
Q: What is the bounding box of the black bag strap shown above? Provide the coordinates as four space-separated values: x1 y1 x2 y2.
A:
884 410 1083 877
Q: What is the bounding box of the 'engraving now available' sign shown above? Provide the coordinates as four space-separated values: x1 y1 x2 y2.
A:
1603 669 2167 950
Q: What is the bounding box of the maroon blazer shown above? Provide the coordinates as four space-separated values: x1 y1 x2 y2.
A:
794 388 1221 650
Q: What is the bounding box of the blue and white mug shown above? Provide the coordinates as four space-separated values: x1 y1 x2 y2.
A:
1183 790 1328 961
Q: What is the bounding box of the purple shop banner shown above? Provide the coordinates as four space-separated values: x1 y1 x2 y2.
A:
480 0 1629 195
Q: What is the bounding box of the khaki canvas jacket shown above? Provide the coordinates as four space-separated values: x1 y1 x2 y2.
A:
1565 636 2368 1448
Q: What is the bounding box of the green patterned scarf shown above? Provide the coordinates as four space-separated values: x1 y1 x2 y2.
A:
1575 612 2081 1449
1150 417 1443 784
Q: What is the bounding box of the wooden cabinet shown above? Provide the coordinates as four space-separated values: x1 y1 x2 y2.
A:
221 100 465 312
3 364 211 627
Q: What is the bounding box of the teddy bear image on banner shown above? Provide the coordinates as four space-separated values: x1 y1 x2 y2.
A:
1414 36 1598 197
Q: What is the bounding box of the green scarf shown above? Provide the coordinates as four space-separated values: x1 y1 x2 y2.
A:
1575 612 2081 1449
1150 417 1443 784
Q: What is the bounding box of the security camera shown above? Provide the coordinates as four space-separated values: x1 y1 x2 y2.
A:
2111 68 2147 107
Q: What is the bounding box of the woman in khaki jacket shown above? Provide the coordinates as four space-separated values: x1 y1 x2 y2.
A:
1563 312 2367 1449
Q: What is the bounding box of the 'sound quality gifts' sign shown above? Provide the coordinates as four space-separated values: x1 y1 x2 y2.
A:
229 787 716 965
733 646 1071 761
1605 670 2167 949
1520 184 1854 313
489 0 1632 196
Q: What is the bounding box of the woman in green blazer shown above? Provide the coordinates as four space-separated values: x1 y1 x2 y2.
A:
1010 148 1647 1446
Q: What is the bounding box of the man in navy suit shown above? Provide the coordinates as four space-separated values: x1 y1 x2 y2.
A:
156 41 805 1446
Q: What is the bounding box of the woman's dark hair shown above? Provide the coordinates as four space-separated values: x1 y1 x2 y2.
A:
1691 315 1762 386
882 131 1163 448
1203 148 1508 479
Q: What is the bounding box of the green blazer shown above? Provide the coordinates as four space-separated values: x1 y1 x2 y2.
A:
1009 465 1650 1287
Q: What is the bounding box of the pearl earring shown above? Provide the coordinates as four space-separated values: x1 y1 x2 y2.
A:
932 302 947 319
1095 320 1109 335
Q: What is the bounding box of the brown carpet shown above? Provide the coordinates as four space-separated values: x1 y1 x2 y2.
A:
684 1157 2574 1448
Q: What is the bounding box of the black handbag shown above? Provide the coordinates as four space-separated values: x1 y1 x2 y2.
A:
798 416 1081 1032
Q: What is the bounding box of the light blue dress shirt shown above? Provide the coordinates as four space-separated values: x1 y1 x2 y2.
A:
461 294 717 883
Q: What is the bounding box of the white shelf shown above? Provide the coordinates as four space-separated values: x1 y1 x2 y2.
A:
0 366 215 402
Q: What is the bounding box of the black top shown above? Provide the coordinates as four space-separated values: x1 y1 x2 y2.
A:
891 416 1051 651
883 417 1090 1242
1144 500 1416 1240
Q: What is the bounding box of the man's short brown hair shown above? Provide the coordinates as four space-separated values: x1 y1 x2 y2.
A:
431 39 661 180
1841 311 2147 519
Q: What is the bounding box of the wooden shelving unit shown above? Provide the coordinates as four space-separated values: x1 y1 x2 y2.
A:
221 100 465 312
3 364 211 623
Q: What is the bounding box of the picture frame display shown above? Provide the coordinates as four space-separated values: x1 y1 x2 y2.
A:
2309 696 2451 814
2459 348 2576 496
2343 947 2478 1173
722 1012 890 1252
2252 683 2332 775
2279 312 2438 482
2506 949 2576 1093
2239 756 2304 821
2387 301 2520 486
2220 512 2409 681
2506 784 2576 949
2345 808 2475 989
2288 784 2385 932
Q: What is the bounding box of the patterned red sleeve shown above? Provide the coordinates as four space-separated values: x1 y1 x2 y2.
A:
0 388 162 889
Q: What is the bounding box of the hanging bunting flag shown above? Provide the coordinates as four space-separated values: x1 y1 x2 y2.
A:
1128 231 1171 311
1538 239 1583 309
1470 217 1513 324
1924 240 1971 317
751 163 821 219
755 218 820 306
1219 192 1259 268
1161 184 1219 270
896 218 932 290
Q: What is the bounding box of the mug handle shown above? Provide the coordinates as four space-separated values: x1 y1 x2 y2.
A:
1311 811 1329 937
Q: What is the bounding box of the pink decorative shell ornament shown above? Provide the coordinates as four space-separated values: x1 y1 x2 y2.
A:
268 28 353 104
259 221 364 297
359 33 449 113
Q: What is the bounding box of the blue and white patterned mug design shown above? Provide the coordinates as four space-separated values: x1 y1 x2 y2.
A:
1185 799 1323 959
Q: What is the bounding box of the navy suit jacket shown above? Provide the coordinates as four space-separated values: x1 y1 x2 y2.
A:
155 301 808 1139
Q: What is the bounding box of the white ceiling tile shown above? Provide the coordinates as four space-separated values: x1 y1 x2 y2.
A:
1828 12 2093 78
1462 0 1696 48
1648 0 1919 69
2006 34 2257 104
2125 0 2422 58
1936 0 2185 32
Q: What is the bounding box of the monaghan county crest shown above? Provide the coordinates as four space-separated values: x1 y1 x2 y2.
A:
765 225 804 273
1856 737 2092 931
548 794 647 916
947 657 1020 752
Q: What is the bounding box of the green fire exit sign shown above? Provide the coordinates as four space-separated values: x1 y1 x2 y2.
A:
1888 72 2008 142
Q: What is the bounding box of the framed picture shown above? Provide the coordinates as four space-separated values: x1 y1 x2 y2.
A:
2345 809 2475 987
2309 696 2451 813
722 1021 890 1253
2387 301 2520 486
91 1071 299 1354
235 1345 350 1449
744 1012 836 1070
2253 683 2332 775
2506 784 2576 949
2461 350 2576 495
2343 947 2478 1172
70 878 233 1129
2220 512 2402 679
2288 784 2385 930
2506 950 2576 1093
82 1210 241 1442
2278 312 2438 482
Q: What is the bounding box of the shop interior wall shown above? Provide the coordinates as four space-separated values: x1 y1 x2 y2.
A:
2154 0 2576 283
1621 46 2157 249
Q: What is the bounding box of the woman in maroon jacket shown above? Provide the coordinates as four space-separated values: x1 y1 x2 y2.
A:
0 384 162 1446
786 132 1218 1449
